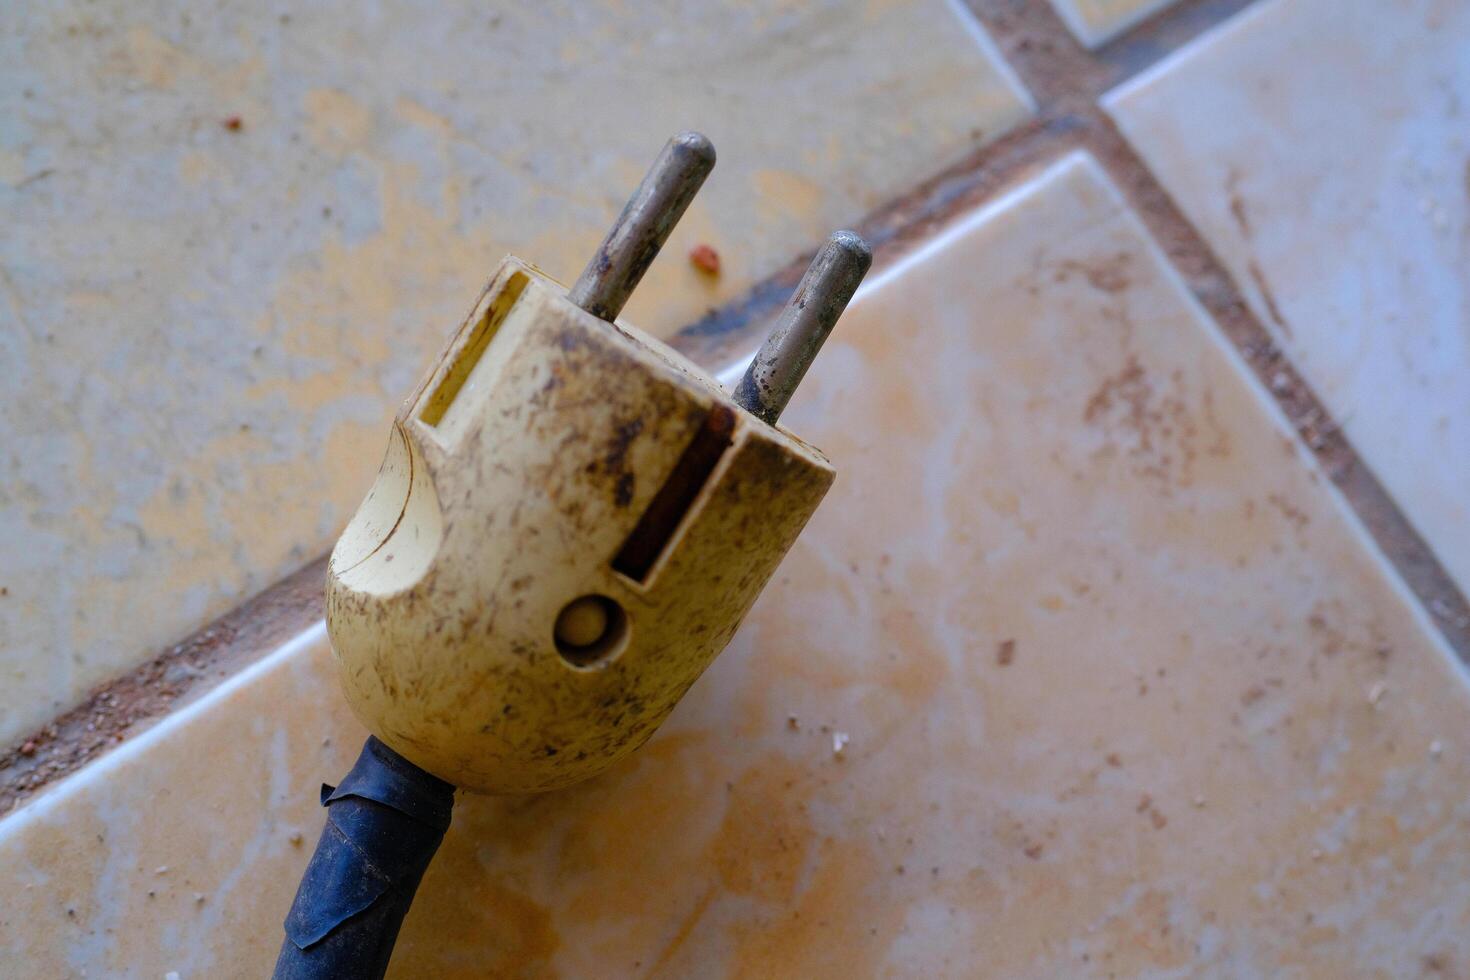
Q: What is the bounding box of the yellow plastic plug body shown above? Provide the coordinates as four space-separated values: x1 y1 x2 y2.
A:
326 258 834 793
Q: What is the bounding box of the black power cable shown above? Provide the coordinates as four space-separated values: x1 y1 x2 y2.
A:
273 738 454 979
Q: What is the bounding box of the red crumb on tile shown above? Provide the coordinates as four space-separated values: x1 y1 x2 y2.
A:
689 244 721 276
222 116 243 132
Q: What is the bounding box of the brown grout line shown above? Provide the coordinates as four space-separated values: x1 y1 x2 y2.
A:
0 558 327 818
6 0 1466 817
961 0 1470 657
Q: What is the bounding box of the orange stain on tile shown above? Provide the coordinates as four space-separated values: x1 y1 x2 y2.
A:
304 88 376 153
726 837 895 977
708 754 817 904
392 859 561 979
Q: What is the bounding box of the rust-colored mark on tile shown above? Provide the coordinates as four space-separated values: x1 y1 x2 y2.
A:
1057 251 1134 293
1226 168 1252 238
1246 259 1289 335
643 885 718 976
393 841 562 977
708 754 816 903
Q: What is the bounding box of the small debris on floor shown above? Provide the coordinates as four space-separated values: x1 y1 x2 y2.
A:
289 831 304 846
154 866 168 875
689 243 721 276
832 731 850 756
222 116 242 132
1430 740 1444 759
1136 793 1167 829
19 741 36 757
787 714 800 731
997 639 1016 666
1367 682 1387 707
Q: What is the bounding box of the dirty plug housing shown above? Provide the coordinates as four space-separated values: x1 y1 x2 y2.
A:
326 257 835 794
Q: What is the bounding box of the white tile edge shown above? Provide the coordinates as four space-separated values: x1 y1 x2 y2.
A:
1045 0 1108 49
1063 0 1186 50
863 150 1096 299
943 0 1040 116
0 620 331 841
1100 0 1282 111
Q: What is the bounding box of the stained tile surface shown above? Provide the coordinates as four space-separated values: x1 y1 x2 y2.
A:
1105 0 1470 594
5 155 1470 977
1048 0 1180 47
0 627 364 977
0 0 1032 746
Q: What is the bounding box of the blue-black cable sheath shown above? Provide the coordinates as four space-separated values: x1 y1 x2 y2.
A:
272 736 455 980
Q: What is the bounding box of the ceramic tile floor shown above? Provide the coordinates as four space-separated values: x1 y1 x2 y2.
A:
1048 0 1180 47
0 0 1033 747
5 154 1470 977
1105 0 1470 596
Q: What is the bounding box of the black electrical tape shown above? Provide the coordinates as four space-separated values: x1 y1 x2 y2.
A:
272 736 455 980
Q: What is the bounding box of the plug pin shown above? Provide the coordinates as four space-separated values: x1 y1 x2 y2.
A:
569 132 717 321
732 230 871 425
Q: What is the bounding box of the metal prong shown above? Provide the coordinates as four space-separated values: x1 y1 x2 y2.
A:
732 230 871 425
568 132 716 321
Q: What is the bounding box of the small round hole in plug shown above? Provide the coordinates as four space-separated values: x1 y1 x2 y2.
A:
554 595 629 668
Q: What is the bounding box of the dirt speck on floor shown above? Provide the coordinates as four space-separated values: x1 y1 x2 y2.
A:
689 243 721 276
